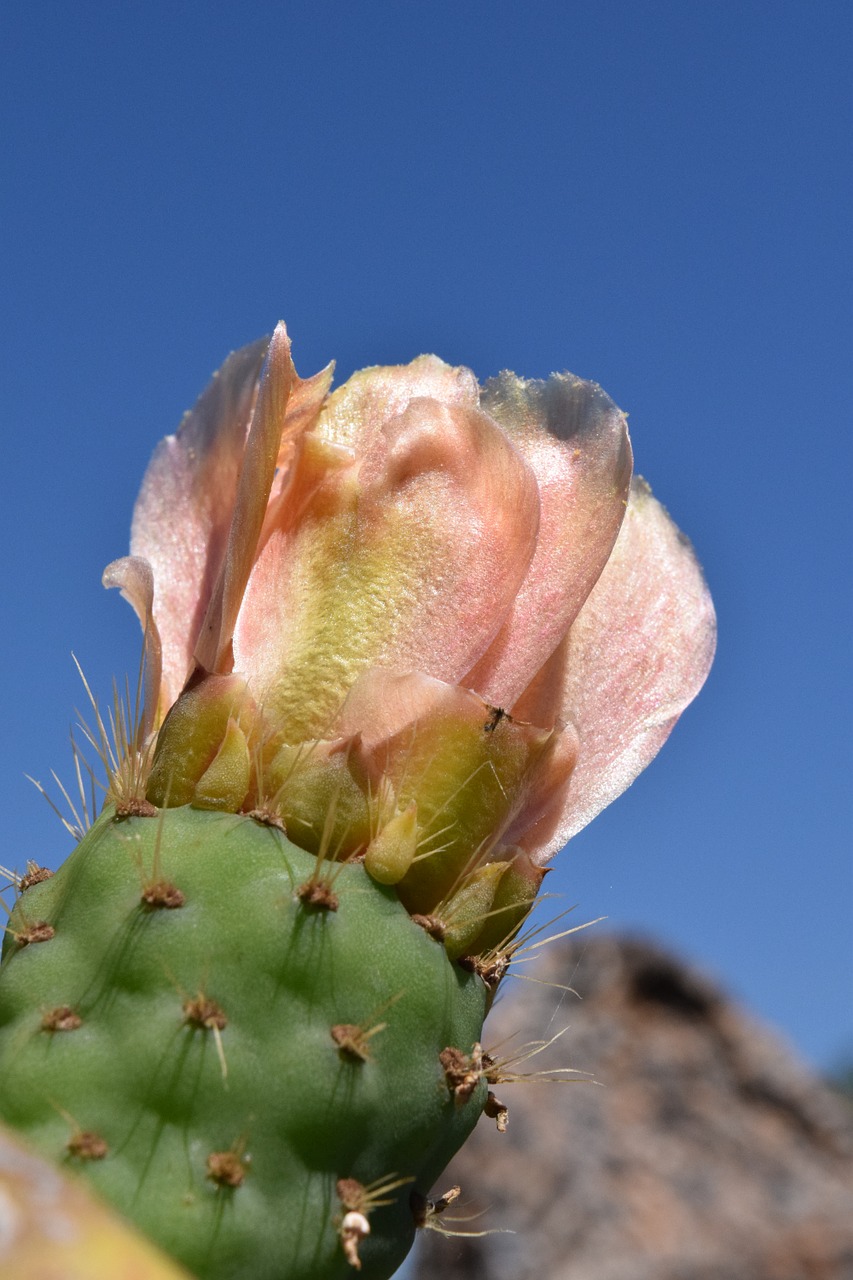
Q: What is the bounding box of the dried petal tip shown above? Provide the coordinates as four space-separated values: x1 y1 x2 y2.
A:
484 1091 509 1132
102 556 163 737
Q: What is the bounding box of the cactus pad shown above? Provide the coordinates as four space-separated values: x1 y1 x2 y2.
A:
0 806 489 1278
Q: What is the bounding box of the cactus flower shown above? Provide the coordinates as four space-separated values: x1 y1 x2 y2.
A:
0 322 716 1280
104 322 715 931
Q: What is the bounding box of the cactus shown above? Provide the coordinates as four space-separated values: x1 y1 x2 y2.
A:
0 323 715 1278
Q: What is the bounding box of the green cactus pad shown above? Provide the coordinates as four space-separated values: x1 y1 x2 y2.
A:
0 807 489 1279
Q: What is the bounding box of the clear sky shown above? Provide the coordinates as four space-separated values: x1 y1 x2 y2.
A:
2 1 851 1075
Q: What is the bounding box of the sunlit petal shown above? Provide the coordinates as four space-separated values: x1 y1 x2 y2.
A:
101 555 163 735
194 323 297 673
467 371 632 707
317 354 479 453
130 336 269 702
515 478 717 859
234 396 540 742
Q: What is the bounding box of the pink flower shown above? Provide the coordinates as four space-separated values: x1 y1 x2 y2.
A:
104 323 715 950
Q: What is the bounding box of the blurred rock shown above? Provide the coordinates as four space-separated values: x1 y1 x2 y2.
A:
414 934 853 1280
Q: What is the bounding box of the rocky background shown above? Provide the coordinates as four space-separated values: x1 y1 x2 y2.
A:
414 934 853 1280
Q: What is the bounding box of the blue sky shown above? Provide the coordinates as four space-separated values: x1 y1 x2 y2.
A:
2 1 851 1074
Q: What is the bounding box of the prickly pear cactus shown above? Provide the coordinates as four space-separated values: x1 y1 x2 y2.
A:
0 807 490 1278
0 322 715 1278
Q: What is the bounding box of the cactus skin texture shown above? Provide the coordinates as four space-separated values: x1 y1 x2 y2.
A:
0 806 487 1279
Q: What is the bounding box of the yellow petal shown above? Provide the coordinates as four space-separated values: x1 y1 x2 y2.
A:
234 395 539 742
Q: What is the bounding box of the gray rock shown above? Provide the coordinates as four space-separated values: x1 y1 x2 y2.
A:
413 934 853 1280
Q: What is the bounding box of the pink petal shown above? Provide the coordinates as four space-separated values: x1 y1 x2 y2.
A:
317 354 479 453
234 396 540 742
194 324 304 673
501 716 579 856
465 372 632 707
334 668 450 745
131 327 331 702
130 336 270 705
516 477 716 861
262 363 337 536
101 555 163 735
